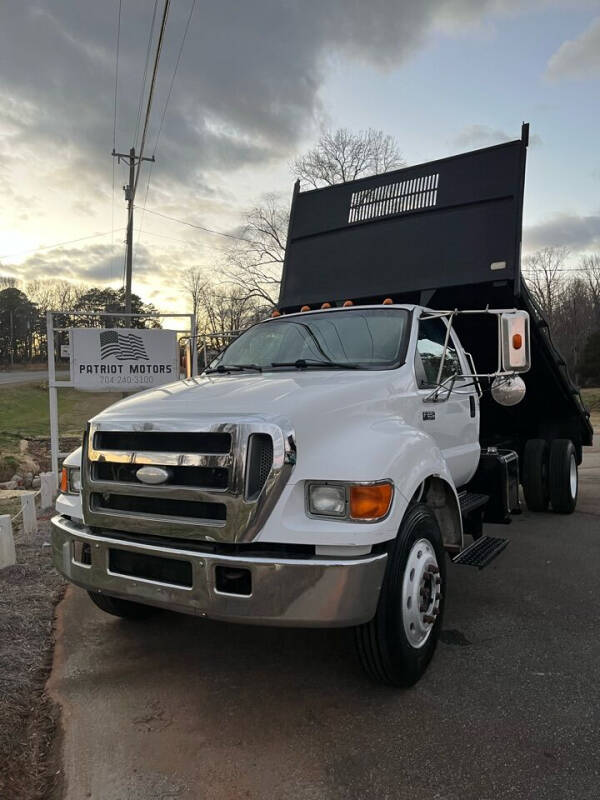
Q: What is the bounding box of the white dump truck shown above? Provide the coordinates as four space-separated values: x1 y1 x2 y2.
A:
52 125 593 685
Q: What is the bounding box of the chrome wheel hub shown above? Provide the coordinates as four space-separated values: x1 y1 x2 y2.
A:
569 454 577 498
402 538 441 648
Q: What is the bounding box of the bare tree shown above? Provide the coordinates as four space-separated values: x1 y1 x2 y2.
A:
292 128 405 189
225 195 288 308
196 285 265 366
0 275 19 289
26 279 85 316
522 246 569 325
226 128 404 308
181 267 207 322
580 254 600 327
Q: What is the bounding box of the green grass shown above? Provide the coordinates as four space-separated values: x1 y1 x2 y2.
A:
0 382 116 460
581 387 600 415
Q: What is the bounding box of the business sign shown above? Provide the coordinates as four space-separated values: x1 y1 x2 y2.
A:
71 328 178 392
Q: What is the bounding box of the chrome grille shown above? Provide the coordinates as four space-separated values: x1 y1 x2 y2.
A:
82 419 294 543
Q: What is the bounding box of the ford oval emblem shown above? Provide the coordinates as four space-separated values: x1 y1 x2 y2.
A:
136 466 171 485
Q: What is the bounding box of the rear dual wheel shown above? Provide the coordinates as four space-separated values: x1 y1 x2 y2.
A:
549 439 578 514
522 438 578 514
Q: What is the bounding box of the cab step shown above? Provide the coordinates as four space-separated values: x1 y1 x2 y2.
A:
452 535 509 569
458 491 489 517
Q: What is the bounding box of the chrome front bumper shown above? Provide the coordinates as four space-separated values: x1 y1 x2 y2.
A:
51 515 387 628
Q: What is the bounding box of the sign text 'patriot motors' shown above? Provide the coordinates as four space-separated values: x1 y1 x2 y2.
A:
70 328 179 392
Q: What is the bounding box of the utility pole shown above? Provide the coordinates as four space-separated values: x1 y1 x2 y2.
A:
112 147 154 313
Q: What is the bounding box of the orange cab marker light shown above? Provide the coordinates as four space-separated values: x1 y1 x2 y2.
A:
271 310 281 317
60 468 68 493
321 302 332 309
383 298 393 305
512 333 523 350
300 305 311 312
343 300 354 307
349 483 393 519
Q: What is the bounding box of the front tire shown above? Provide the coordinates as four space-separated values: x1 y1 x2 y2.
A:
549 439 578 514
87 591 156 619
355 503 446 687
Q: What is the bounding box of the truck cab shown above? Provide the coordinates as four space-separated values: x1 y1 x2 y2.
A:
52 126 592 686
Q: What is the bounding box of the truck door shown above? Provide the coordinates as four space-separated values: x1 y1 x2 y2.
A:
414 315 480 488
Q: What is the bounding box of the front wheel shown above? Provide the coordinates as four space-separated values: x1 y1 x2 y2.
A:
355 503 446 687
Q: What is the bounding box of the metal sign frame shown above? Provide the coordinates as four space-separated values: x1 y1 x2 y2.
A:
46 310 197 481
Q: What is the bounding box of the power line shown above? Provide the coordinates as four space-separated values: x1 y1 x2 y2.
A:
153 0 196 158
112 0 122 154
111 0 122 278
135 0 196 253
0 229 126 261
139 229 194 245
115 0 170 312
133 0 159 149
135 206 253 243
133 0 171 200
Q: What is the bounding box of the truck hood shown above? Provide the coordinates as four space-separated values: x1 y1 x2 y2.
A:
90 370 409 434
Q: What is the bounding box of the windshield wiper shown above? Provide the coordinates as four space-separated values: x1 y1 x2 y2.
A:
205 364 262 374
271 359 359 370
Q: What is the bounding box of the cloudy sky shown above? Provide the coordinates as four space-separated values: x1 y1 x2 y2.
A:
1 0 599 312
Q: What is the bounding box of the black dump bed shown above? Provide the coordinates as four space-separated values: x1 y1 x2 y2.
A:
279 124 593 452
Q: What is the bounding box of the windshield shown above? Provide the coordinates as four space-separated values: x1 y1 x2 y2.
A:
209 308 411 371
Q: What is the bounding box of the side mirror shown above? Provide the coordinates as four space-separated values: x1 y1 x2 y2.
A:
491 375 526 406
500 311 530 373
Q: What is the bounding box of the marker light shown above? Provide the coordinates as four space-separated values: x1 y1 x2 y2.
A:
301 305 311 312
321 302 332 309
383 298 393 305
512 333 522 350
343 300 354 307
61 466 81 494
350 483 393 520
271 310 281 317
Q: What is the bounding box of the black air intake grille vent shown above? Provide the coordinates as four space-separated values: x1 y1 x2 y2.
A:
91 493 226 522
245 434 273 501
94 431 231 454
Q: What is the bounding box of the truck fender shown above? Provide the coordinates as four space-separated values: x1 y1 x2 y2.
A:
386 442 463 552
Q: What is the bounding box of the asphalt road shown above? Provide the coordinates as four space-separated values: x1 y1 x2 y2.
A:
48 435 600 800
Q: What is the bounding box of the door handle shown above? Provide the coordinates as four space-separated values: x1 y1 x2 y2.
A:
469 395 476 418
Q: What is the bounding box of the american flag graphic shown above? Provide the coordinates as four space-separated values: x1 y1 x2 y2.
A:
99 330 149 361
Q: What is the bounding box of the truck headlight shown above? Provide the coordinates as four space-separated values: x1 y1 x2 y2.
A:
308 484 346 517
306 481 393 521
60 466 81 495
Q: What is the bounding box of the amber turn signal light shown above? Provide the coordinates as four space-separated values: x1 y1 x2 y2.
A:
343 300 354 307
60 468 68 493
271 309 281 317
301 305 311 312
382 298 393 305
321 302 332 309
349 483 393 519
512 333 522 350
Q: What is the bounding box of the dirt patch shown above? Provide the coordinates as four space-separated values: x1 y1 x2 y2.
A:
25 437 82 474
0 515 65 800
